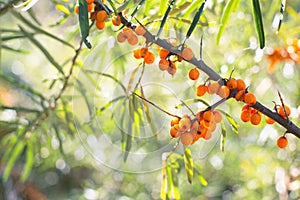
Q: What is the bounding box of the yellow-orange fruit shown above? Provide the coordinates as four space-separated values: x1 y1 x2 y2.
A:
95 21 105 30
167 62 177 75
170 125 180 138
74 5 79 14
87 3 94 12
213 110 222 123
117 32 127 43
112 15 121 26
204 130 212 140
86 0 94 3
203 110 213 122
135 25 146 36
189 68 200 80
244 93 256 106
181 132 194 146
178 117 191 132
226 78 237 90
123 28 134 39
196 85 208 97
170 117 180 127
217 85 230 99
278 105 291 118
265 116 275 124
235 90 245 101
241 110 251 122
159 48 170 59
128 34 138 46
144 51 155 64
159 59 169 71
181 47 194 60
250 112 261 125
96 10 108 22
236 79 246 91
277 136 288 148
208 82 220 94
133 49 141 59
140 47 149 58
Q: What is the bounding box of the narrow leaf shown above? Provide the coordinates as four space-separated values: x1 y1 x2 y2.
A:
56 4 71 15
183 148 194 184
220 122 227 152
216 0 241 45
3 142 25 181
78 0 92 49
175 98 210 109
21 140 34 182
198 175 208 186
130 0 146 20
218 110 238 134
277 0 286 32
252 0 265 48
160 160 168 200
126 65 140 95
157 0 177 38
171 166 180 199
166 165 173 199
186 0 206 39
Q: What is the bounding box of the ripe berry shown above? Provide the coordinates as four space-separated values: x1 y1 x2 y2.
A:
208 82 220 94
144 51 155 64
167 62 177 75
95 21 105 30
226 78 237 90
241 110 251 122
133 49 141 59
159 59 169 71
196 85 208 97
170 117 180 127
217 85 230 99
96 10 108 22
180 132 194 146
86 0 94 3
213 110 222 123
135 25 146 36
203 110 213 122
235 90 245 101
140 47 149 58
250 112 261 125
181 47 194 60
159 48 170 59
128 35 138 46
112 15 121 26
244 93 256 106
74 5 79 14
236 79 246 91
188 68 200 80
117 32 126 43
87 3 94 12
277 136 288 148
170 125 180 138
265 116 275 124
278 105 291 118
178 116 191 132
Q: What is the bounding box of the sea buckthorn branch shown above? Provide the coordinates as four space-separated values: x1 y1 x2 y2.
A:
118 13 300 139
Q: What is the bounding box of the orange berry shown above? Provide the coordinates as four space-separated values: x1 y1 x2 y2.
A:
241 110 251 122
74 5 79 14
123 28 134 39
190 121 199 134
278 105 291 118
192 133 202 144
178 117 191 132
217 85 230 99
188 68 200 80
236 79 246 91
177 55 183 62
265 116 275 124
159 48 170 59
204 130 212 140
181 47 194 60
159 59 169 71
242 104 250 111
208 82 220 94
117 32 126 43
250 112 261 125
244 93 256 106
180 132 194 146
112 15 121 26
86 0 94 3
203 110 213 122
135 25 146 36
167 62 177 75
128 34 138 46
170 117 180 127
277 136 288 148
170 125 180 138
95 21 105 30
196 84 208 97
213 110 222 123
140 47 149 58
144 51 155 64
87 3 94 12
235 90 245 101
133 49 141 59
226 78 237 90
96 10 108 22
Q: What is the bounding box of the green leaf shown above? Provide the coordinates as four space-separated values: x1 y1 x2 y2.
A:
218 110 238 134
56 4 71 15
160 160 168 200
126 65 140 95
183 148 194 184
252 0 265 48
157 0 177 37
216 0 241 45
130 0 146 20
21 140 34 182
198 175 208 186
220 122 227 152
19 26 65 75
3 141 25 181
277 0 286 32
78 0 92 49
171 166 180 199
186 0 206 39
175 98 210 109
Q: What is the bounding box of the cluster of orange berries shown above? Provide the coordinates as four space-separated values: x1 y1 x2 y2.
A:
267 38 300 74
133 47 156 64
75 0 123 30
170 109 223 146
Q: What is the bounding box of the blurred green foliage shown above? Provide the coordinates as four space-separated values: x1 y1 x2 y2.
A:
0 0 300 199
